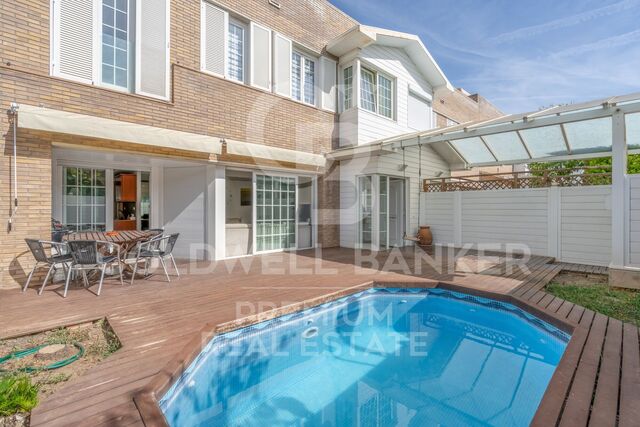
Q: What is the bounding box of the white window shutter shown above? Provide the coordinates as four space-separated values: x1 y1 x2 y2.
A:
201 1 227 76
136 0 170 99
320 57 337 112
273 33 291 97
52 0 96 84
250 23 271 91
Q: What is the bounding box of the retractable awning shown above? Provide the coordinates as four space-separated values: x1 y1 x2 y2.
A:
225 139 326 168
338 92 640 169
16 104 222 155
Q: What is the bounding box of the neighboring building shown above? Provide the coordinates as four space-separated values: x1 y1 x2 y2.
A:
0 0 499 288
433 87 503 128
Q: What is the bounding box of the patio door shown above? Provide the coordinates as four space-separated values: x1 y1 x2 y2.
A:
62 167 107 231
357 176 373 248
254 174 297 253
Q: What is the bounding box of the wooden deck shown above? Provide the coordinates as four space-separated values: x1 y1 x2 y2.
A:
0 247 638 426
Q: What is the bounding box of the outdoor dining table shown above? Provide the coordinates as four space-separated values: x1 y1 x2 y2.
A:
65 230 155 260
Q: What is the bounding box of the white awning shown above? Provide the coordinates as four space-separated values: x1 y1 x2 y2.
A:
225 139 326 168
16 104 222 155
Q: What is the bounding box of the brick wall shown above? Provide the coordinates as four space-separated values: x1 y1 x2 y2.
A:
434 88 503 125
0 0 357 288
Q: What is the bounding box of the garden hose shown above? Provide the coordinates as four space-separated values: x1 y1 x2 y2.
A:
0 343 85 373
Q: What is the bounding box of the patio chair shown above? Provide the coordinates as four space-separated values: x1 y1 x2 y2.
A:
23 239 72 295
63 240 124 298
129 233 180 285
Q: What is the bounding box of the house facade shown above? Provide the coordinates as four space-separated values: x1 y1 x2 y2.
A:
0 0 501 288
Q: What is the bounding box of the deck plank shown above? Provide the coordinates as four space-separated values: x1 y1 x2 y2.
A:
0 248 633 426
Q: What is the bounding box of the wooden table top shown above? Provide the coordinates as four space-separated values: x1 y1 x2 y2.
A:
65 230 154 245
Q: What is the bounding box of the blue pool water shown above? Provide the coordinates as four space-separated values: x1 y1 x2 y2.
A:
160 289 569 426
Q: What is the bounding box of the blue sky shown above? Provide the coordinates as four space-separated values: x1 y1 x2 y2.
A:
330 0 640 114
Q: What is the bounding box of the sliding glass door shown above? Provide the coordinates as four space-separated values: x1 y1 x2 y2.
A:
255 174 296 252
62 167 107 231
358 176 372 248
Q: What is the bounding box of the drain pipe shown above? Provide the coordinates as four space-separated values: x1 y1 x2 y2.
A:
8 103 18 231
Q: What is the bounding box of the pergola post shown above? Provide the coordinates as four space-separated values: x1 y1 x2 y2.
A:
610 110 627 269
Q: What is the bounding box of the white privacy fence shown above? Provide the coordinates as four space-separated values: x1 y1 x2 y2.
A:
421 186 613 266
629 176 640 268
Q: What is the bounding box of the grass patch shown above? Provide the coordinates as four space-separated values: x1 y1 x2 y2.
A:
0 375 38 416
547 283 640 326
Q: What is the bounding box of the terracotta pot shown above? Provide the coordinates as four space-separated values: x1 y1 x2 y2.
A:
418 226 433 246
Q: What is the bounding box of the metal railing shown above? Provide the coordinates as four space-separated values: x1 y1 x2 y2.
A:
423 166 612 192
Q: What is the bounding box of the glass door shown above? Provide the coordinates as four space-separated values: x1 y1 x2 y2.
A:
379 176 389 249
358 176 372 248
255 174 296 252
62 167 107 231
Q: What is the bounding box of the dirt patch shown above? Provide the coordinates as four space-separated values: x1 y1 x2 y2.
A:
0 413 29 427
553 270 609 287
0 319 121 425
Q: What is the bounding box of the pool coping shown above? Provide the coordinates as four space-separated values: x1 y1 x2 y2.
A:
133 279 576 426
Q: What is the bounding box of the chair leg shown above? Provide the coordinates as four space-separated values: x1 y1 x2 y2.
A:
144 259 149 276
130 259 139 286
159 257 170 282
97 264 107 296
38 264 55 295
117 262 124 286
82 271 89 287
63 267 73 298
170 254 180 278
23 263 39 292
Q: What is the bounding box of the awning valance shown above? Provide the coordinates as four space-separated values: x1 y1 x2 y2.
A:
16 104 222 155
225 139 326 168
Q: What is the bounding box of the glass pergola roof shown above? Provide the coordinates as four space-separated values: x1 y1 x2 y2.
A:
377 92 640 168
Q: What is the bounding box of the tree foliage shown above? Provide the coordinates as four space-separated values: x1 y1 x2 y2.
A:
529 154 640 175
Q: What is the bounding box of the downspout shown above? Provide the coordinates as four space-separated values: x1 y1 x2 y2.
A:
8 103 19 231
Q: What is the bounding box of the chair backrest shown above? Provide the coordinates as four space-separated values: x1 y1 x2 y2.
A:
51 230 68 243
67 240 99 265
162 233 180 256
147 228 164 236
25 239 49 263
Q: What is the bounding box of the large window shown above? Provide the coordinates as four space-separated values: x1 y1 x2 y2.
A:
343 66 353 110
256 175 296 252
101 0 130 89
63 167 107 231
292 52 315 105
227 21 245 82
360 67 394 119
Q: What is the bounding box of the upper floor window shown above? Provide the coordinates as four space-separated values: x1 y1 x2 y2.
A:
52 0 169 99
292 52 315 105
343 66 353 110
101 0 131 89
227 20 245 82
360 67 394 119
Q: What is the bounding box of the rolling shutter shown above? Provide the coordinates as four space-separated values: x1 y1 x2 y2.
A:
408 91 432 130
273 33 291 97
52 0 96 83
320 57 337 112
201 1 227 76
250 23 271 90
136 0 169 99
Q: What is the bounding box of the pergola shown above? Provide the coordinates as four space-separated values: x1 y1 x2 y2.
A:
338 92 640 278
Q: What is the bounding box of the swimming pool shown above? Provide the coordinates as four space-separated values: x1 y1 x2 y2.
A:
159 288 569 426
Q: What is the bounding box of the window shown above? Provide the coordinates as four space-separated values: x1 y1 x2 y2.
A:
378 74 392 118
63 167 107 231
227 21 245 82
360 68 376 112
360 67 394 119
343 66 353 110
292 51 315 105
101 0 130 89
